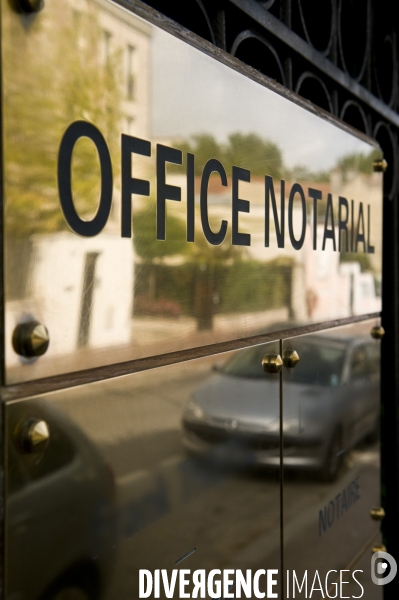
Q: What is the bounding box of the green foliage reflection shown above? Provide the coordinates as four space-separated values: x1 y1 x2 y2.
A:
4 4 122 236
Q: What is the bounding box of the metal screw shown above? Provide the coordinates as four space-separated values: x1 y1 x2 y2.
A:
20 419 50 453
12 321 50 358
373 159 388 173
371 325 385 340
282 349 300 369
372 544 387 554
262 354 283 374
370 507 386 522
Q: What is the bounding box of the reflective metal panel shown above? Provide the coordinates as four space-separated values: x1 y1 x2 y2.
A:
282 320 382 597
2 0 383 382
5 342 281 599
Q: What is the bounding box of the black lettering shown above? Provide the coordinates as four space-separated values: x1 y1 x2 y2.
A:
58 120 113 237
355 202 366 252
367 205 375 254
288 183 306 250
265 176 285 248
338 197 349 252
200 159 228 245
121 134 151 238
308 187 322 250
351 200 354 252
232 166 250 246
156 144 183 240
322 193 336 251
187 153 195 242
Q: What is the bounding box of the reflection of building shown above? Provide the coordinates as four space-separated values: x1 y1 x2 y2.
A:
6 0 152 367
304 226 380 322
91 0 151 140
331 169 382 272
6 234 134 367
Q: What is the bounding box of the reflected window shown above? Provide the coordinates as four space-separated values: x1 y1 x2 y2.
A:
125 116 134 134
127 44 135 100
102 30 112 66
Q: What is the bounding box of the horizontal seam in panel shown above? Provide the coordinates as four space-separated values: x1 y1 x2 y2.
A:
1 312 380 402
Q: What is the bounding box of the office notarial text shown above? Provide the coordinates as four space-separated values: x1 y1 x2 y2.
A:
58 121 375 255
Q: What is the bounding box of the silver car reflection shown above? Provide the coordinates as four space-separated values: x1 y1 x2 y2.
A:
182 333 380 480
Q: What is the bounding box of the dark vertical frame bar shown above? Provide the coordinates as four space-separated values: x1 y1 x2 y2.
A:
279 339 284 600
0 0 5 596
381 177 399 599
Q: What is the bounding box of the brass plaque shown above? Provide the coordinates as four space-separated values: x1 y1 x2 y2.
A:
5 322 381 597
2 0 383 382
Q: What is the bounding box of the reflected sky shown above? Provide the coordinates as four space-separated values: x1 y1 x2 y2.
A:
151 28 369 170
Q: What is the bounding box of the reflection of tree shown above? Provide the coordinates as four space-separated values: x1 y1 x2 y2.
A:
133 206 293 330
221 256 292 314
133 201 188 308
177 134 223 176
133 202 240 330
224 133 282 178
337 148 379 274
4 4 122 236
189 238 239 331
185 250 292 331
285 165 329 183
171 132 283 179
134 202 187 260
337 149 380 180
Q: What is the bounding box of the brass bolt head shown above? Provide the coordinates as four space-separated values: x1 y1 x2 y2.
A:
262 354 283 374
373 159 388 173
372 544 387 554
371 325 385 340
370 507 385 522
283 349 300 369
13 321 50 358
21 419 50 453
